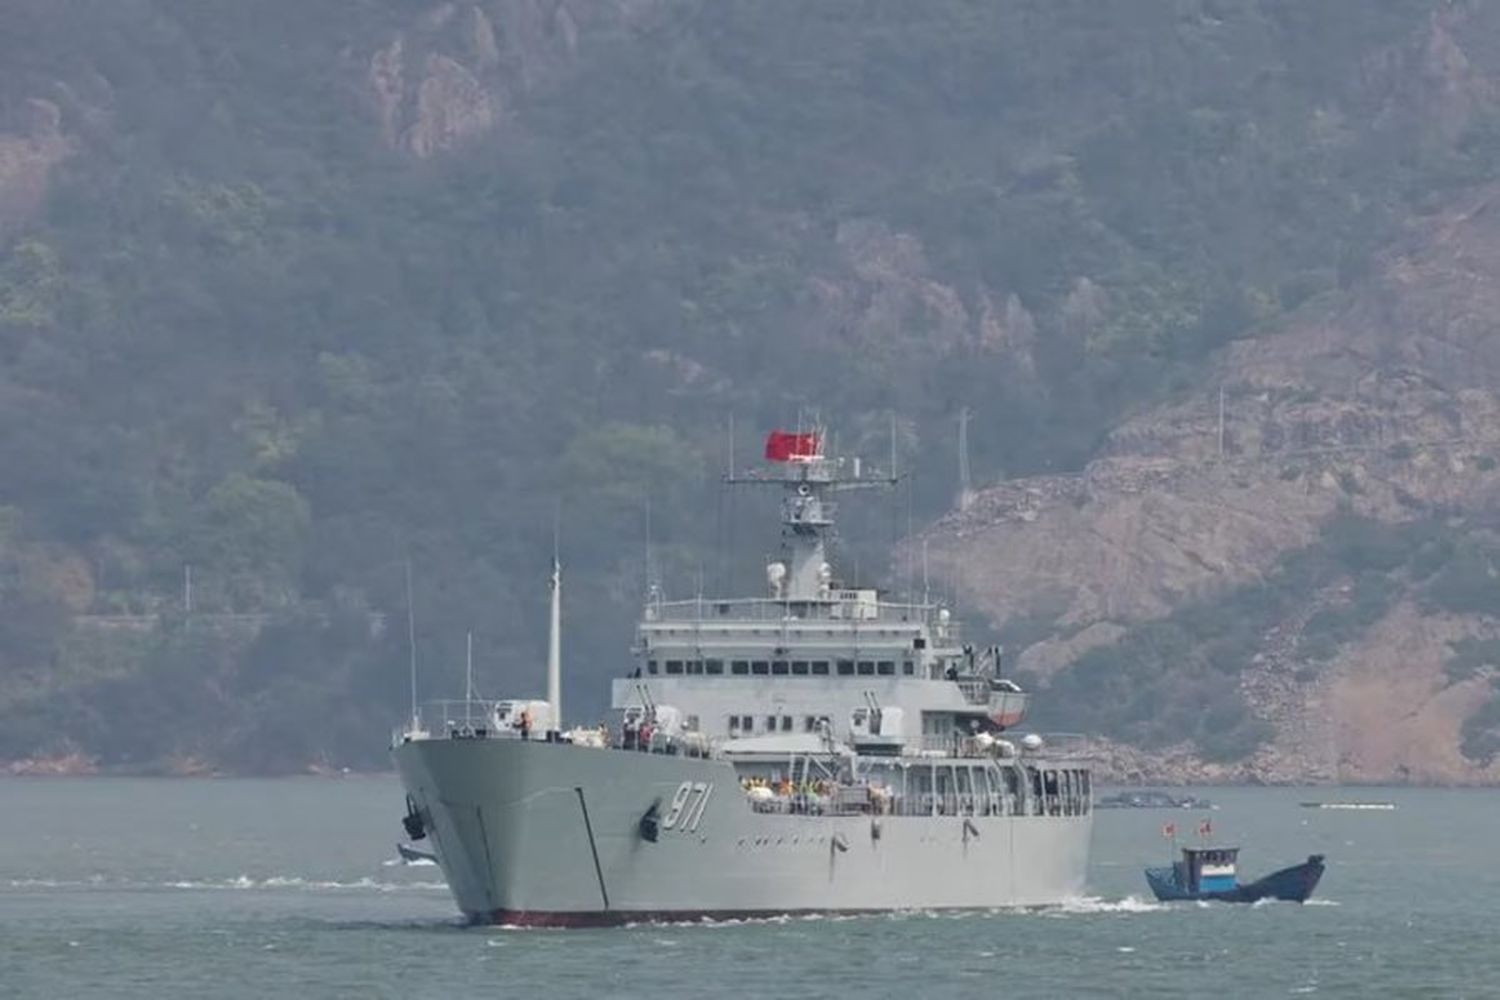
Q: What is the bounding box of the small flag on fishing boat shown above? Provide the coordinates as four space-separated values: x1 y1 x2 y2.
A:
1162 822 1176 838
1198 818 1212 838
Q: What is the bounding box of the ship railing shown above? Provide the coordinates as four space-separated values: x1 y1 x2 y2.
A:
906 734 978 756
907 733 1035 757
743 787 1027 819
1026 733 1095 761
645 596 962 630
900 731 1090 761
393 699 504 743
953 679 989 705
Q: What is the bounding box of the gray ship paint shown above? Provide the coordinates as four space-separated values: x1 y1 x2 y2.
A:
394 430 1093 924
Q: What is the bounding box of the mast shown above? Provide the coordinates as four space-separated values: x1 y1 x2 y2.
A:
729 427 896 602
547 557 562 734
465 631 474 704
405 558 418 732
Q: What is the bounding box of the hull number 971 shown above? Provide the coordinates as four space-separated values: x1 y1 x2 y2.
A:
662 781 713 832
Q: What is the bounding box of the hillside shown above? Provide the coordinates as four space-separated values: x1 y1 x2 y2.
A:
928 184 1500 783
3 1 1500 775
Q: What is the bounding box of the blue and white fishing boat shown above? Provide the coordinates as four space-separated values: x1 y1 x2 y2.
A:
1145 845 1326 904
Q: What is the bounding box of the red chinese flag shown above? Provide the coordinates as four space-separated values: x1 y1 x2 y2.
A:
1162 822 1176 839
1198 818 1212 837
764 430 820 462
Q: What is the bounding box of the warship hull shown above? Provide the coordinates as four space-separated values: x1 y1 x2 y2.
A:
395 738 1092 925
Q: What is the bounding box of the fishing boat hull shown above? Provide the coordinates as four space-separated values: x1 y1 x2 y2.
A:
1144 855 1325 904
395 736 1093 925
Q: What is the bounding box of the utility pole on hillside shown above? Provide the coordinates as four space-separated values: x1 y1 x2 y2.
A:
957 407 974 512
1218 384 1226 460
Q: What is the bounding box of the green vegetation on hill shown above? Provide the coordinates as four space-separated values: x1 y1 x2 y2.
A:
1 1 1496 770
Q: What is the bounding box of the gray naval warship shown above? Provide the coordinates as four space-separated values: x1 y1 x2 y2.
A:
393 429 1093 926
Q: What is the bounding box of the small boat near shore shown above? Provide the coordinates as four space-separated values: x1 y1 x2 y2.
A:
1299 801 1395 811
1145 846 1325 904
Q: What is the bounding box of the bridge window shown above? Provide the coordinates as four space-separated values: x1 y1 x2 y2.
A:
780 715 793 732
771 661 789 675
803 715 818 732
752 661 770 676
728 715 741 734
665 660 684 675
765 715 778 732
837 660 855 676
731 660 749 676
902 660 914 676
791 661 809 676
705 659 724 675
857 661 875 676
740 715 752 732
811 661 830 675
647 660 659 675
877 660 895 676
688 660 704 675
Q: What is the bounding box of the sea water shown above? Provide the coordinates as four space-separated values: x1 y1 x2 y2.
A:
2 778 1496 999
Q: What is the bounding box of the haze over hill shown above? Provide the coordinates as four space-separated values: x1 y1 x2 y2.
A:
4 1 1500 778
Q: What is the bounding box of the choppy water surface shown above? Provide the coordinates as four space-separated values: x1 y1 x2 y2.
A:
3 779 1497 999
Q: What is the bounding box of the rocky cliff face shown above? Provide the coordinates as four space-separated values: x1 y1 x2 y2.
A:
363 0 657 158
926 185 1500 784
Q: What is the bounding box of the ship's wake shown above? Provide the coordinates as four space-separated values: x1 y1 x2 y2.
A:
382 856 437 867
1042 895 1170 915
5 875 449 892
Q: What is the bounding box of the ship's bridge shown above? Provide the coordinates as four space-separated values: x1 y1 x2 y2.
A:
635 591 959 681
612 588 1027 744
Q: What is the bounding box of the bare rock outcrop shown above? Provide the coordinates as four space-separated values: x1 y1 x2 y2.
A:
0 99 73 236
407 54 497 158
803 220 1044 378
362 0 639 158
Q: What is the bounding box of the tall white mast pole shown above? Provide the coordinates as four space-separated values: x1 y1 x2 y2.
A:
466 631 474 703
405 559 418 732
547 557 562 735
